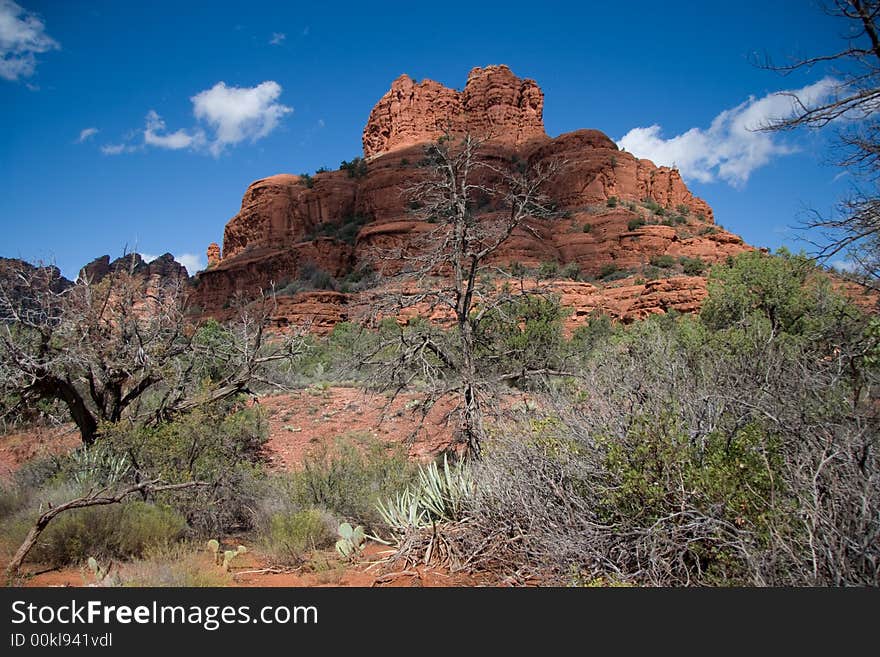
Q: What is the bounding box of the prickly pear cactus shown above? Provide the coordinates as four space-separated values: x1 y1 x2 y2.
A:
335 523 366 559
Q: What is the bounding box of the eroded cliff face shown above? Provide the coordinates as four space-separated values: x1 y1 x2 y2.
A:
193 66 751 331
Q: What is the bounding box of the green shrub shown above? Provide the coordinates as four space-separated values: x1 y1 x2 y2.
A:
261 509 336 565
673 214 688 225
650 254 676 268
599 264 619 279
642 265 661 280
538 261 560 279
561 262 581 281
582 222 593 233
12 455 64 491
680 256 707 276
627 217 646 231
571 313 616 352
476 295 568 381
701 249 858 339
606 196 618 208
29 502 186 567
102 403 268 534
299 173 315 188
509 261 528 278
676 204 690 216
641 198 664 214
285 434 417 528
313 214 368 245
340 157 368 178
340 263 377 293
600 415 782 583
0 485 25 522
309 268 336 290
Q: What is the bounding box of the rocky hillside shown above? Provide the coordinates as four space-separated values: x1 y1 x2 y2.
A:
191 65 751 329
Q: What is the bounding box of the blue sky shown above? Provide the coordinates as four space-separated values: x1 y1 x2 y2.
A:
0 0 855 278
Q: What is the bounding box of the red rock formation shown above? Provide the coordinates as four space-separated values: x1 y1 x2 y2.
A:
193 66 753 328
222 173 357 259
363 65 545 158
207 242 221 268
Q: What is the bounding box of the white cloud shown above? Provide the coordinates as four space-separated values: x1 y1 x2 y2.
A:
831 259 859 273
175 253 204 275
76 127 98 143
191 80 292 156
100 143 128 155
107 81 291 157
269 32 285 45
139 253 158 263
143 109 203 150
617 78 839 187
0 0 59 81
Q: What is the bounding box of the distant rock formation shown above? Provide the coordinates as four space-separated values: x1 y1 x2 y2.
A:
79 253 188 284
0 257 73 298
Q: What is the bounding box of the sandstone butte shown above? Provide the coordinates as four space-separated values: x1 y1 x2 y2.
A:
191 64 757 332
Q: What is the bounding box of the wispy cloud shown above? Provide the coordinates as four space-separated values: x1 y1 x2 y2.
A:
100 143 128 155
617 78 839 187
143 109 203 150
269 32 285 45
0 0 59 81
76 127 98 143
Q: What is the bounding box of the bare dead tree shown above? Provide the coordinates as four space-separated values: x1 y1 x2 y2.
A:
361 134 565 456
756 0 880 279
4 478 208 580
0 258 305 444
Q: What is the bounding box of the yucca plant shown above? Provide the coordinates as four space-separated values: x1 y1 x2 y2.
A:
69 443 130 488
376 456 473 537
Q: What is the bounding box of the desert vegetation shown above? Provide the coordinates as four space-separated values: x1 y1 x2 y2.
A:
0 243 877 586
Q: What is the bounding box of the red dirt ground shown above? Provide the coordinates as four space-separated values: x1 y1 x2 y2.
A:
0 424 80 479
14 543 489 588
259 386 460 468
